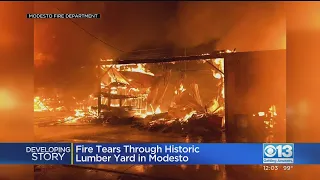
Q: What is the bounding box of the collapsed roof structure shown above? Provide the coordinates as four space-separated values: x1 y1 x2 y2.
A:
92 48 229 132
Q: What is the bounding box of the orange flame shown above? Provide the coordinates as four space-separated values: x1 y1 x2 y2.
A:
175 83 186 95
34 96 51 112
102 64 154 76
182 111 196 122
155 106 161 114
75 109 85 117
130 64 154 76
268 105 277 117
212 71 222 79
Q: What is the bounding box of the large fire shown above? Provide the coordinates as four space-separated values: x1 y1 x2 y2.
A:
208 58 225 115
34 94 98 124
35 57 227 126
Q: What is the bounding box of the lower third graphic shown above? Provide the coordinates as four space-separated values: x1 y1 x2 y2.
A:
263 143 294 164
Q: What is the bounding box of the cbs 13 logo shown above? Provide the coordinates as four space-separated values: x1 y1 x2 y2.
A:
264 144 294 158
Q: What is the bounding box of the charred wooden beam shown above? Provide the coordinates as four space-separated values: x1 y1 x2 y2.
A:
100 52 226 65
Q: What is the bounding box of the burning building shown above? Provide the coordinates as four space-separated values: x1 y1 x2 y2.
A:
94 63 156 118
91 50 228 136
33 47 285 142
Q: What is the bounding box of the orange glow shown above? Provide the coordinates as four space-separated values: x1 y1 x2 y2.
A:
0 89 16 110
179 84 186 93
110 103 120 107
182 111 196 122
34 96 48 112
209 58 225 114
213 58 224 73
213 72 222 79
208 99 219 113
268 105 277 117
175 83 186 95
74 109 85 117
102 63 154 76
130 64 154 76
258 112 265 116
155 106 161 114
34 52 53 67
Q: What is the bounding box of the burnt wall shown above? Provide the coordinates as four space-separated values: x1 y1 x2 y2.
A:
225 50 286 131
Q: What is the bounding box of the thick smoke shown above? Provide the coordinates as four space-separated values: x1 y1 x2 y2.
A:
35 2 178 96
168 2 286 51
35 2 286 67
35 1 176 65
34 2 286 95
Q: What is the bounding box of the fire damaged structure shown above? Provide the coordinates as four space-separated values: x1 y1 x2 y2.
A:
34 48 285 142
92 49 228 137
92 48 285 141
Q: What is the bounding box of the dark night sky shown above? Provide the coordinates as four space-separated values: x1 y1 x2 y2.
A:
34 2 285 97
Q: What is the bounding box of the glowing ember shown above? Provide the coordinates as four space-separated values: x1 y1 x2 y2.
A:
268 105 277 117
110 103 120 107
221 86 225 99
62 109 87 123
63 116 81 123
213 71 222 79
220 49 236 54
34 96 51 112
75 109 85 117
87 106 98 117
258 112 265 116
175 83 186 95
253 105 278 129
129 88 139 93
179 84 186 92
130 64 154 76
155 106 161 114
207 99 219 113
213 58 224 73
103 64 154 76
110 88 117 94
182 111 196 122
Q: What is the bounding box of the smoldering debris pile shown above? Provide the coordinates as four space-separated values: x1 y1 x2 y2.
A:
131 112 223 137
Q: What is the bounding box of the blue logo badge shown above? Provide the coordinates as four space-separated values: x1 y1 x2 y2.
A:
263 143 294 164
